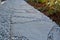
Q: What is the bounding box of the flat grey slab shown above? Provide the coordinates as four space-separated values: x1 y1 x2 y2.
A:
0 0 60 40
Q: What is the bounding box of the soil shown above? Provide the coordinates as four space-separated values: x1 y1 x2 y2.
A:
26 1 60 26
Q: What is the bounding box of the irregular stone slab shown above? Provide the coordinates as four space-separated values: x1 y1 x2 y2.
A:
0 0 60 40
10 0 60 40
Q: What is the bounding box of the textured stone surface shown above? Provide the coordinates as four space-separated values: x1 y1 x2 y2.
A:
0 8 10 40
0 0 60 40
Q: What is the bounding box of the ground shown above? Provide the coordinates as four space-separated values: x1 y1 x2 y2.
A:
0 0 60 40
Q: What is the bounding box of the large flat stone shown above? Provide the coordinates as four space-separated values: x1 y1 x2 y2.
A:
0 0 60 40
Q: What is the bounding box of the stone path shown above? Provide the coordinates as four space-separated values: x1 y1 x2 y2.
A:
0 0 60 40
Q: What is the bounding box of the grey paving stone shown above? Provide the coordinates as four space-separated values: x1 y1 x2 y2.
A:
0 0 60 40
